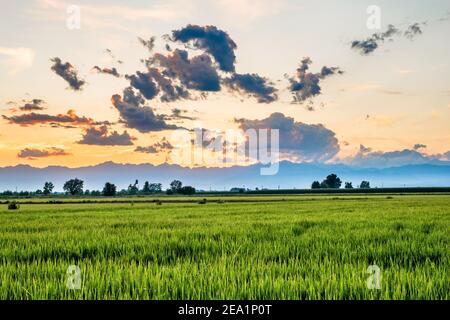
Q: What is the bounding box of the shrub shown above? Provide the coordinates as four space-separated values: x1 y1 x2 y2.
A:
8 202 20 210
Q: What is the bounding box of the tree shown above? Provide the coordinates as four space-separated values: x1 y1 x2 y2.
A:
43 182 54 195
311 181 321 189
345 182 353 189
102 182 117 196
149 183 162 193
170 180 183 193
179 186 196 195
321 174 342 189
359 181 371 189
142 181 151 194
128 180 139 195
63 178 84 195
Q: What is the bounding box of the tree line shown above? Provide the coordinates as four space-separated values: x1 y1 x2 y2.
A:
1 179 196 197
311 174 370 189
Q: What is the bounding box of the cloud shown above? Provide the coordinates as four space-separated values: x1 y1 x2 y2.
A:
359 144 373 153
404 23 423 40
216 0 286 21
135 138 173 154
288 57 343 103
3 109 93 127
50 57 85 91
235 112 340 161
413 143 427 150
111 87 180 133
126 71 159 100
0 47 35 74
17 147 70 159
351 24 399 55
171 24 237 72
32 0 187 32
168 108 197 120
224 73 278 103
352 23 424 55
92 66 120 77
7 98 46 112
343 148 443 168
78 125 136 146
138 36 156 52
152 49 221 92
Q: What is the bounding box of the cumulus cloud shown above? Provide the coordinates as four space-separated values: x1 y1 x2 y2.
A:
135 138 173 154
152 49 221 92
17 147 70 159
111 87 180 133
235 112 340 161
288 57 343 103
50 57 85 91
3 109 93 126
126 71 159 100
224 73 278 103
171 24 237 72
92 66 120 77
78 125 135 146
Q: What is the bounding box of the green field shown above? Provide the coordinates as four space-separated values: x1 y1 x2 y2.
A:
0 194 448 299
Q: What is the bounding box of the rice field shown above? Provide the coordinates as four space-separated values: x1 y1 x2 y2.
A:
0 194 448 299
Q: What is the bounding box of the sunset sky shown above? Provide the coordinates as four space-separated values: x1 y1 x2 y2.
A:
1 0 449 168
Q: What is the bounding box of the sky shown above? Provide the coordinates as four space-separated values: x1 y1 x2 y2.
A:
0 0 449 168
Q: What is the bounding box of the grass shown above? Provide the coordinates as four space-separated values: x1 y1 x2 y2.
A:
0 194 448 299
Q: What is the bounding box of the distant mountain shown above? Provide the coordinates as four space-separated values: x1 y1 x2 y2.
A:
0 161 450 191
0 161 449 191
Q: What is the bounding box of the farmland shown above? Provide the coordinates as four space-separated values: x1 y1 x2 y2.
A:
0 194 448 299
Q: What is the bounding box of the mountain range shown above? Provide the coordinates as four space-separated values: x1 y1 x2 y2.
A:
1 161 449 192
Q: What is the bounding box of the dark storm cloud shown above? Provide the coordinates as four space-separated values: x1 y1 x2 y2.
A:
152 49 221 92
135 138 173 154
171 24 237 72
78 125 135 146
3 110 93 126
111 87 180 133
224 73 278 103
235 112 340 161
50 57 86 91
288 57 343 103
93 66 120 77
17 147 70 159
